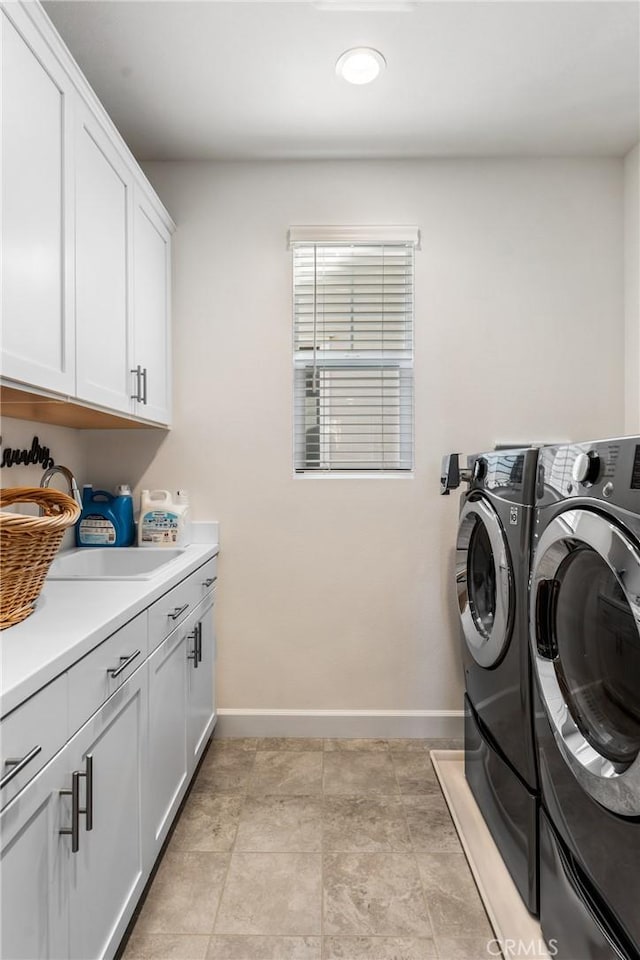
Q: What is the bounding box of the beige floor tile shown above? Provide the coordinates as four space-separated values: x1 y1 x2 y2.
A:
235 796 323 852
206 936 321 959
415 854 493 940
248 752 323 795
323 753 398 796
424 739 463 751
392 754 441 796
402 796 462 852
210 739 259 752
323 853 432 938
169 794 243 852
123 933 211 959
323 796 412 852
196 750 256 794
324 937 438 959
257 738 324 752
214 852 322 935
387 740 431 753
435 937 501 960
324 739 389 752
134 851 229 935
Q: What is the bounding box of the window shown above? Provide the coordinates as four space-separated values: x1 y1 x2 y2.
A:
292 230 416 474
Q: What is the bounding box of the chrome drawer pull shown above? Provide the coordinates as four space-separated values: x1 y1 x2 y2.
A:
202 577 217 587
1 745 42 789
107 650 141 678
196 621 203 663
60 770 81 853
168 603 189 620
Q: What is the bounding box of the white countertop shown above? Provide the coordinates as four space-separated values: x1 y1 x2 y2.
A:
1 541 219 718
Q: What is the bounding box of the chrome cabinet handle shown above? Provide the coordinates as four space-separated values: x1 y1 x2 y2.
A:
130 364 143 402
187 629 199 669
196 621 203 663
1 745 42 789
168 603 189 621
60 771 81 853
141 367 148 405
202 577 217 588
107 650 141 678
81 755 93 831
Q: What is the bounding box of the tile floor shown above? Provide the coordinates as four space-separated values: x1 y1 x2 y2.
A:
122 738 496 960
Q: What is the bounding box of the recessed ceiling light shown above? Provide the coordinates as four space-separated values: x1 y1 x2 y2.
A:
335 47 386 85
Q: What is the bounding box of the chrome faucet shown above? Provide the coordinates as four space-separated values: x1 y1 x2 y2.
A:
40 464 83 509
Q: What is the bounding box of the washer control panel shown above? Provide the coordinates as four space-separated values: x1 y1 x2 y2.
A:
539 439 640 511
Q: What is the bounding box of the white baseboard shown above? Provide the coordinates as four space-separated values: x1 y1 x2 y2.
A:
215 708 464 739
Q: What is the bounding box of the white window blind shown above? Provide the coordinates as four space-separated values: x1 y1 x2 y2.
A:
293 241 414 474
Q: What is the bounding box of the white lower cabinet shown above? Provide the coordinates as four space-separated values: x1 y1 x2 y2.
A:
0 748 71 960
0 667 148 960
147 594 217 861
0 556 218 960
188 597 216 773
147 623 189 856
68 669 148 960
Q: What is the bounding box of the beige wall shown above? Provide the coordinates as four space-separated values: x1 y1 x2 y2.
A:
624 143 640 433
83 158 625 732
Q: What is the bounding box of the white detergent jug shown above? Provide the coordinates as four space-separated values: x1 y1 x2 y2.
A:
138 490 181 547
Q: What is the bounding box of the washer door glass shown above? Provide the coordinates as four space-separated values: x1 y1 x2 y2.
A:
456 497 513 668
531 508 640 814
555 546 640 767
468 520 497 636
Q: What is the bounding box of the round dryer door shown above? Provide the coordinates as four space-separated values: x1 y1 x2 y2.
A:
531 508 640 815
456 496 513 668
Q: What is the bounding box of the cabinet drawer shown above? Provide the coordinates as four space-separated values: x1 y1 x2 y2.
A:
0 673 68 809
148 555 218 653
194 555 218 606
68 612 148 735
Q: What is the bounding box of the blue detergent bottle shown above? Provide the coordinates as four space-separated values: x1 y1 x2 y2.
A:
77 485 135 547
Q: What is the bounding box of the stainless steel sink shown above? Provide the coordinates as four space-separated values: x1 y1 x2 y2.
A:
47 547 186 580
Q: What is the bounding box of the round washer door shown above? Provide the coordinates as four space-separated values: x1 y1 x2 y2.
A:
531 507 640 815
456 496 513 668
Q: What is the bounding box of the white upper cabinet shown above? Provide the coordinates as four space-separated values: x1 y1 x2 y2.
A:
0 2 174 426
1 8 75 395
132 191 172 425
75 104 132 414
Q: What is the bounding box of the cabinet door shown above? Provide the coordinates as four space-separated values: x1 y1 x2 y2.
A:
1 7 75 394
0 747 71 960
75 103 132 413
187 598 216 774
132 189 172 425
68 667 148 960
147 621 189 860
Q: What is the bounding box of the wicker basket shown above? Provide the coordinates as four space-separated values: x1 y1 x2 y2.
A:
0 487 81 630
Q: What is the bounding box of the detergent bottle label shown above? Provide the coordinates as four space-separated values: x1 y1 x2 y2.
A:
140 510 179 545
78 514 117 545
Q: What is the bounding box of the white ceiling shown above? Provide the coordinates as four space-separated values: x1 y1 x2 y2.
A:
43 0 640 161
